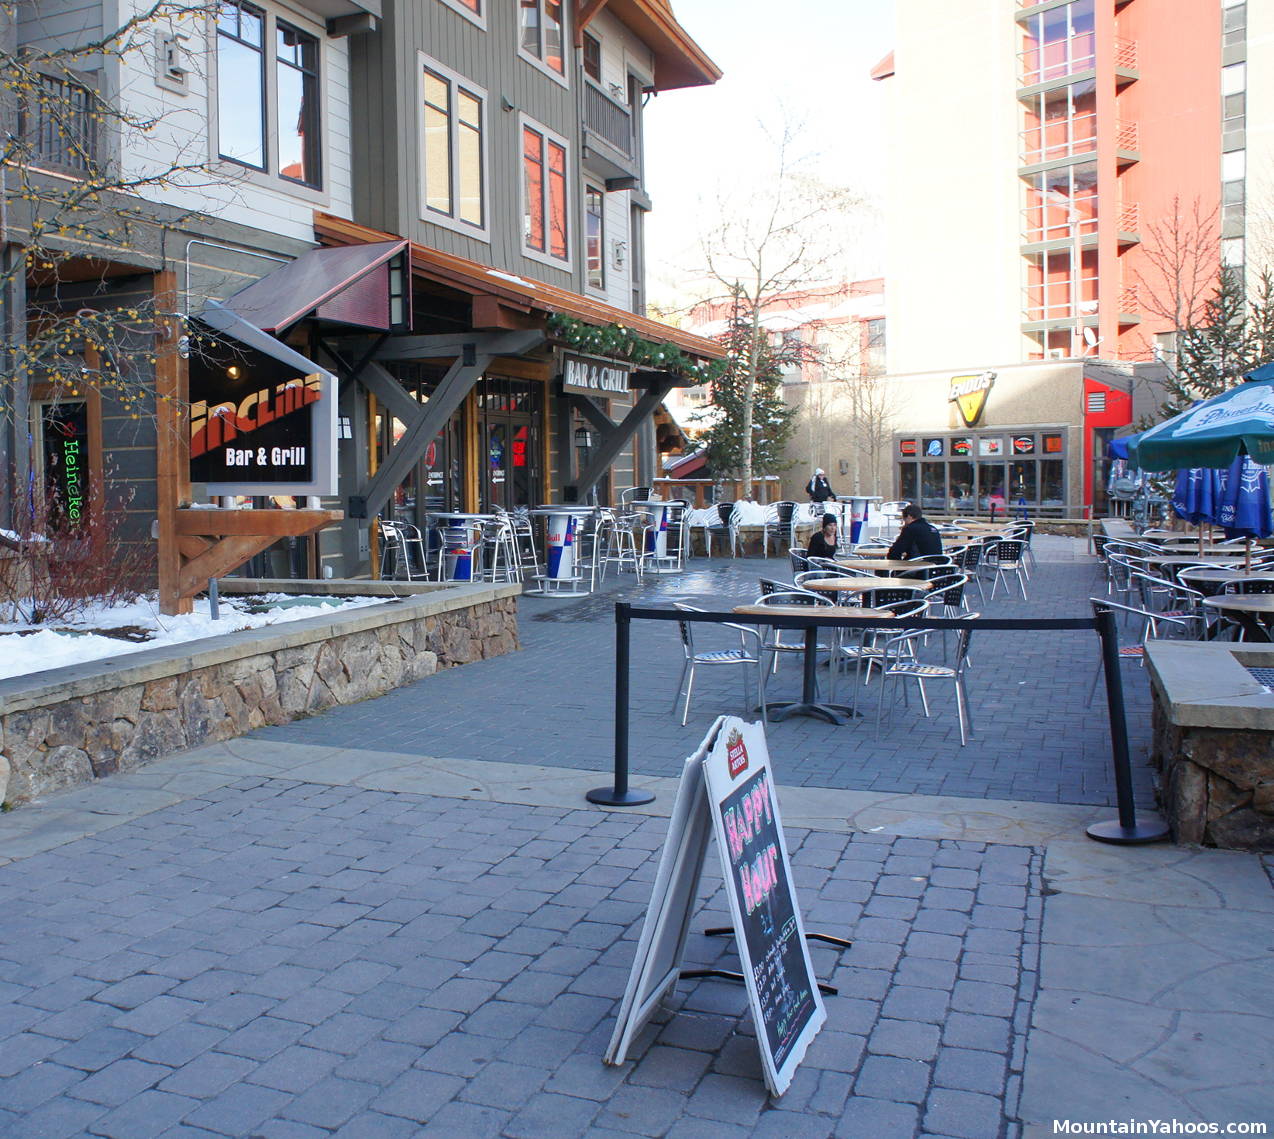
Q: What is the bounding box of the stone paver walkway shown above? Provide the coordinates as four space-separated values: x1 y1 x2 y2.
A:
256 537 1154 809
1 536 1270 1137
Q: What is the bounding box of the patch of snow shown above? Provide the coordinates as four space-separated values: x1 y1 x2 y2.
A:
0 593 388 681
487 269 533 287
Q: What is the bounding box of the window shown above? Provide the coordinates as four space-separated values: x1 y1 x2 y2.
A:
419 55 487 235
216 1 323 189
582 33 601 82
522 118 569 264
17 73 99 173
519 0 566 81
438 0 483 20
585 184 604 289
276 22 320 186
217 1 266 169
864 318 885 374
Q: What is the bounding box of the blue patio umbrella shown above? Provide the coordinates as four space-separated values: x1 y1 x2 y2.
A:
1172 465 1219 527
1215 454 1272 539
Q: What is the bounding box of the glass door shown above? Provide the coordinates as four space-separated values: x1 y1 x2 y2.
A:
479 377 542 511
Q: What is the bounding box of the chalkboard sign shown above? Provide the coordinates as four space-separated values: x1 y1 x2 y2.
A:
702 720 825 1093
606 717 825 1097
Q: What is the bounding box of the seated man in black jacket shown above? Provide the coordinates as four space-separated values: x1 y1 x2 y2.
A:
887 503 943 561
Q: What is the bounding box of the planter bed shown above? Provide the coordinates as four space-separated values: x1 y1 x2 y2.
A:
0 579 519 807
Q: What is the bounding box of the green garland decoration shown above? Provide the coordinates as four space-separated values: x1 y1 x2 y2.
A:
547 313 725 384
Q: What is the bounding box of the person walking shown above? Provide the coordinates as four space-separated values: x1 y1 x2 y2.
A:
806 468 834 504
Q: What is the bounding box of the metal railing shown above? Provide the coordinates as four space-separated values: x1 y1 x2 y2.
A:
1021 112 1097 165
583 81 632 156
1019 33 1097 85
592 601 1167 845
17 73 98 173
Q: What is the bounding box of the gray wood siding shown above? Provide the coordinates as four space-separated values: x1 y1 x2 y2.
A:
16 0 103 56
351 0 583 292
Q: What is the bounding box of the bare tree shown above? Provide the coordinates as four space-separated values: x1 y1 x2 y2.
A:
1133 195 1220 361
696 121 865 496
2 1 219 413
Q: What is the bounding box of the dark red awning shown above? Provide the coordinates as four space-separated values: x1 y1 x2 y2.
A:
223 240 408 333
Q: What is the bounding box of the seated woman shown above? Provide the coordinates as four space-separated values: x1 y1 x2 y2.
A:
807 513 839 560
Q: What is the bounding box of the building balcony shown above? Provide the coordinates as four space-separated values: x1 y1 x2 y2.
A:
1021 112 1097 165
1114 118 1140 165
580 81 638 182
1117 202 1141 246
1019 33 1096 88
1113 36 1139 84
1023 276 1098 326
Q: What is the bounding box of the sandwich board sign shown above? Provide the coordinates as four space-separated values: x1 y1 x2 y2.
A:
604 717 826 1096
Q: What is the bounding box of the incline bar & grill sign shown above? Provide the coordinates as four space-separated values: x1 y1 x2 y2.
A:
560 351 632 397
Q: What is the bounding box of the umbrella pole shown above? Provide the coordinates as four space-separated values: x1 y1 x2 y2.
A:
1246 537 1252 572
1198 523 1204 557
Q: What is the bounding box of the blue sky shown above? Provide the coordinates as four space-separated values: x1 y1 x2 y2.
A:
643 0 896 293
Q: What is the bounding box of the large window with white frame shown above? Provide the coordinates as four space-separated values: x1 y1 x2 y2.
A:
584 184 604 290
518 0 567 84
215 0 323 189
436 0 485 29
521 116 569 266
417 54 488 238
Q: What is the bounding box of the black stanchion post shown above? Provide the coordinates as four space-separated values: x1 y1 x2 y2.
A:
588 603 654 807
1086 605 1169 845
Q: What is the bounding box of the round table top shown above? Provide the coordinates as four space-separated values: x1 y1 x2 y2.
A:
1203 594 1274 614
528 505 599 516
801 576 932 593
1178 567 1274 584
430 512 497 521
627 500 675 510
732 604 892 620
1147 554 1247 567
834 495 884 503
835 558 928 573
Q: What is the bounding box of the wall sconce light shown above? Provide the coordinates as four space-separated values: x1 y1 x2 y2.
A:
338 416 353 441
574 425 595 454
226 364 242 380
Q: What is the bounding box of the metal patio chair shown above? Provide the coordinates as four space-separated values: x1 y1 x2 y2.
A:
875 613 978 746
671 603 767 726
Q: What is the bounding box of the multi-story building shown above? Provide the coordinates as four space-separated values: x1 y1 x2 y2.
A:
866 0 1248 516
1 0 720 602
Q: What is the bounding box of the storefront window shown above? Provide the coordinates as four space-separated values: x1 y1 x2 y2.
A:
1041 460 1065 509
897 432 1066 514
977 461 1006 511
948 461 974 513
921 462 945 511
1009 460 1038 506
899 463 918 503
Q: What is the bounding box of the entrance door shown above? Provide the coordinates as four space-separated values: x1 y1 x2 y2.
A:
480 377 542 510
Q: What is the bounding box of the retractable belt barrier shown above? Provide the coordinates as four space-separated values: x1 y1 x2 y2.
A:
586 602 1169 847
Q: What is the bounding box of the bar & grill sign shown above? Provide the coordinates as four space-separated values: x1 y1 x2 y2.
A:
560 352 631 397
188 339 336 496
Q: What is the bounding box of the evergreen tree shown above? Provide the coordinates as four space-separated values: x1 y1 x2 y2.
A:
695 297 801 487
1159 266 1274 418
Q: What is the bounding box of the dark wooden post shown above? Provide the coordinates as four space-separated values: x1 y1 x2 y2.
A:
154 271 191 615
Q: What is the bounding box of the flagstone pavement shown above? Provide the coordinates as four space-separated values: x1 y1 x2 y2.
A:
0 536 1270 1138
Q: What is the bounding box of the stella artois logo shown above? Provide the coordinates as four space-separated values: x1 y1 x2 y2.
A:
726 728 749 778
949 371 995 428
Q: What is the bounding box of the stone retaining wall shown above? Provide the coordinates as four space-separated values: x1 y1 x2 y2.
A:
0 582 519 807
1145 639 1274 851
